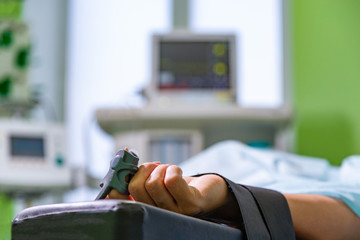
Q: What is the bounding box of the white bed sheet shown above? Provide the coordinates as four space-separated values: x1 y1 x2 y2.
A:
179 140 360 217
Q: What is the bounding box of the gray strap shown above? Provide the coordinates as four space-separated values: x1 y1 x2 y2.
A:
225 179 271 240
244 186 296 240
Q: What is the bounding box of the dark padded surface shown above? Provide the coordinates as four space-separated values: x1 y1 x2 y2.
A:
12 200 242 240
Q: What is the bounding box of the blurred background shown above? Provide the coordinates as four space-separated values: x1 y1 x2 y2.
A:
1 0 360 239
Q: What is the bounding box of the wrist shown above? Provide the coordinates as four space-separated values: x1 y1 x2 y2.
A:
191 174 242 228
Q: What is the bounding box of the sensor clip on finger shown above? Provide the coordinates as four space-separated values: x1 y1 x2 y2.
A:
95 149 139 200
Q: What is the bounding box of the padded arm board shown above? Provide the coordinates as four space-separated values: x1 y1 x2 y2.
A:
12 200 242 240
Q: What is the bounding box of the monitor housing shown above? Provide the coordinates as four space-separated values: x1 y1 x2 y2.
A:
147 33 237 107
0 120 71 193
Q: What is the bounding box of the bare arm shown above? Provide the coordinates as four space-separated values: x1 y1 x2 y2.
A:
284 193 360 240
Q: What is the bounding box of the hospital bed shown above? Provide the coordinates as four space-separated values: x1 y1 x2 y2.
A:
12 199 242 240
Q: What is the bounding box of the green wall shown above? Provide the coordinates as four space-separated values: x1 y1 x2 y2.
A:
0 0 22 19
292 0 360 165
0 1 22 238
0 194 14 240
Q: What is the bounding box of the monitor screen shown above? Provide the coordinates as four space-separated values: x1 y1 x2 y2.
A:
159 41 231 90
10 136 45 158
149 34 236 105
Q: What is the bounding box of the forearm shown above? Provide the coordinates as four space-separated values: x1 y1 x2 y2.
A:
284 194 360 240
198 182 360 239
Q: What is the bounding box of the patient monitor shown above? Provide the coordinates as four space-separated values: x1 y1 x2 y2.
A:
0 120 71 193
147 33 237 106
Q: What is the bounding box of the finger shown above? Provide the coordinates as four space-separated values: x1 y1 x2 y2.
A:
108 189 132 200
145 165 178 212
129 162 159 205
164 165 201 215
164 165 192 201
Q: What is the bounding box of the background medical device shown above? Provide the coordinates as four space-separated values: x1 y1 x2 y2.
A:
0 120 71 193
147 33 237 106
114 129 203 165
0 22 31 103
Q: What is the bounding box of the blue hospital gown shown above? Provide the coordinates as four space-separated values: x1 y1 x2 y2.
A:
179 140 360 218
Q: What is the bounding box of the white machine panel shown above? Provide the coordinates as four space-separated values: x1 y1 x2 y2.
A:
114 129 203 165
0 120 71 193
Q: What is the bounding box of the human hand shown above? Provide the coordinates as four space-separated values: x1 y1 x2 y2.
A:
108 162 229 216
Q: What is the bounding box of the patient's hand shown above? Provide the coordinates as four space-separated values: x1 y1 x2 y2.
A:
108 162 229 216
